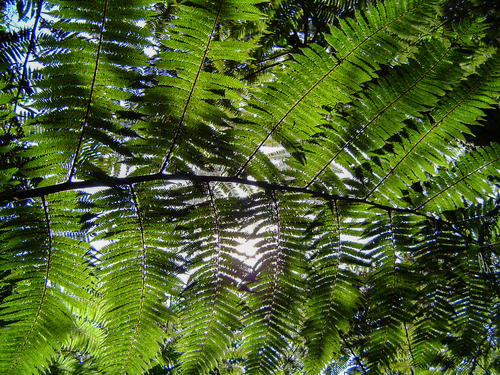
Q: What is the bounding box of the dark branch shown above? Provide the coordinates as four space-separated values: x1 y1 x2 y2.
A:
1 173 426 215
3 172 485 248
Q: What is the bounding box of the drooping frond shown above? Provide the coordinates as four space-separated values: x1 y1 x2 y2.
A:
301 201 366 374
241 191 310 374
361 210 418 372
0 193 92 374
91 183 181 373
411 215 497 370
175 182 244 374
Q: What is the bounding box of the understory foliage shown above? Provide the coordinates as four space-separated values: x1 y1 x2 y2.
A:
1 0 500 373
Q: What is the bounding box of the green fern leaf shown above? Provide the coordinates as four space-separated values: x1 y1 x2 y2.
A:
0 193 92 374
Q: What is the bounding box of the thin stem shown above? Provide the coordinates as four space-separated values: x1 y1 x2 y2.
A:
9 0 44 134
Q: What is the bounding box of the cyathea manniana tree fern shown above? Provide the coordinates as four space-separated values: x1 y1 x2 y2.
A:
1 0 500 373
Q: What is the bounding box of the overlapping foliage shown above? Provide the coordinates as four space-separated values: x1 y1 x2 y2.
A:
1 0 500 373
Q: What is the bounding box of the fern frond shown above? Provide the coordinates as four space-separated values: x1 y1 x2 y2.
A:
365 53 500 207
306 17 494 196
176 182 244 374
447 244 492 359
1 0 498 372
361 210 418 372
411 217 496 369
301 201 366 374
64 292 106 363
133 0 263 175
415 143 500 211
411 220 458 368
1 0 42 103
0 192 92 374
308 38 467 192
92 183 181 373
23 0 152 186
235 0 439 182
241 191 309 374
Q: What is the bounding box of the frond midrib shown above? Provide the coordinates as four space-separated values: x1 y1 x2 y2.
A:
7 197 53 374
118 184 148 372
68 0 109 181
159 0 225 173
238 0 432 179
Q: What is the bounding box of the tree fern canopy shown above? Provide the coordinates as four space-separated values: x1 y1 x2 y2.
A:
1 0 500 373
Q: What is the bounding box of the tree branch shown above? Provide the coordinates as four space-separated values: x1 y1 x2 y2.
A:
0 172 415 214
2 172 486 248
